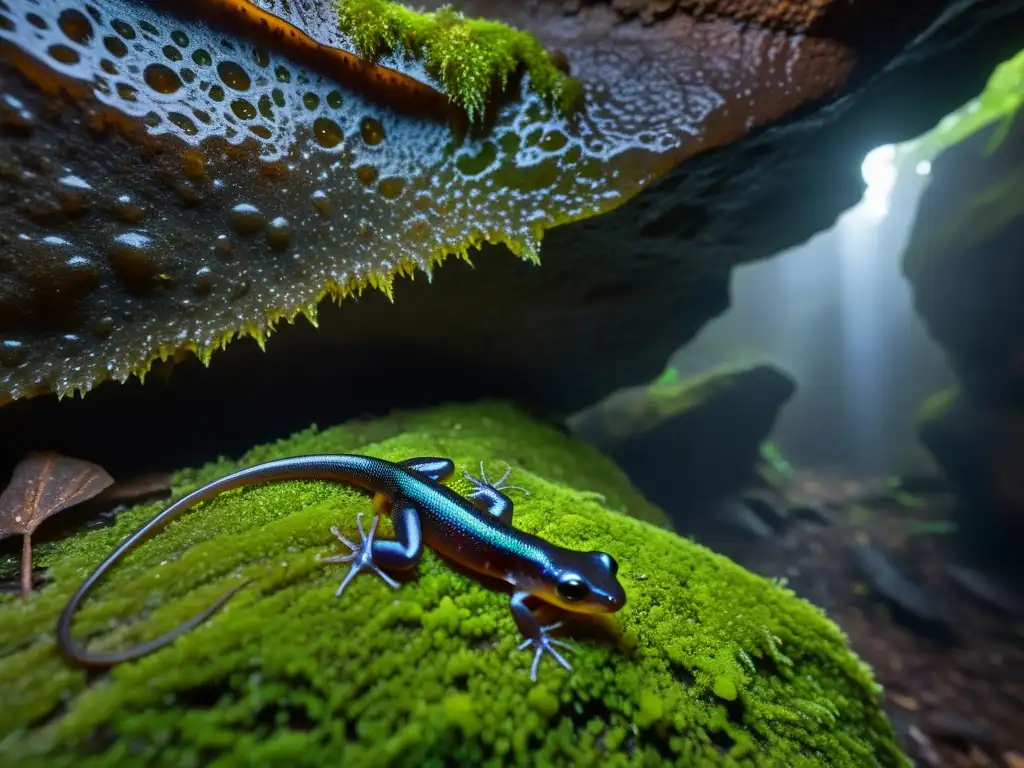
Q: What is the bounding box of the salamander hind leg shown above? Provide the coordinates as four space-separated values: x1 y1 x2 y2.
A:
463 461 530 525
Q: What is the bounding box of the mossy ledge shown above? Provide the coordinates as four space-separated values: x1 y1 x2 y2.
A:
0 402 906 766
333 0 583 121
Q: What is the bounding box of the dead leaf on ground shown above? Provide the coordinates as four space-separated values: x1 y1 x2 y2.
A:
0 452 113 597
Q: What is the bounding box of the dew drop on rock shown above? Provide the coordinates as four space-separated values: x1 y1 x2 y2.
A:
0 339 27 368
48 44 80 65
57 8 93 44
313 117 342 148
266 216 293 251
378 178 405 200
229 203 265 236
356 165 378 186
231 98 256 120
144 63 182 94
311 190 331 215
194 266 214 294
92 316 114 339
217 60 251 91
360 117 385 146
107 231 157 291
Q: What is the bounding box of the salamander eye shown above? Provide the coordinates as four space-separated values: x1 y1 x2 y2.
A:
556 574 590 602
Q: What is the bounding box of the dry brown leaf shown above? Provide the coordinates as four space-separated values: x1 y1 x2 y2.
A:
0 451 113 597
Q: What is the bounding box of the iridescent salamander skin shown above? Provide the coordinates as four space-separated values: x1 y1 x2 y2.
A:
57 454 626 681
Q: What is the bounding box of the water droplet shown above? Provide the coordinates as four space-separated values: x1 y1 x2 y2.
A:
26 13 48 30
194 266 214 294
360 117 385 146
100 58 118 75
302 92 320 111
116 82 137 102
214 234 233 257
313 117 343 148
0 339 26 368
192 48 211 66
144 63 182 94
111 20 135 39
311 190 331 215
275 65 291 83
61 255 101 295
103 35 128 58
171 30 189 47
169 112 198 135
378 178 406 200
92 316 115 339
57 8 93 44
356 165 378 186
48 44 80 65
218 60 251 91
229 203 265 236
231 98 256 120
162 44 183 63
107 231 157 291
112 194 145 224
540 131 568 152
266 217 293 251
327 90 343 109
208 84 225 102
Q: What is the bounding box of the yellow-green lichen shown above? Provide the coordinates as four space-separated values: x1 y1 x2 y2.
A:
334 0 582 121
0 402 906 766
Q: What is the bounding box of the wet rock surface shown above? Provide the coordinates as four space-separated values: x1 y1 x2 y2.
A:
2 0 1024 480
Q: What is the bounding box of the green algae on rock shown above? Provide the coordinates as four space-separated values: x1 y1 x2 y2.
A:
0 402 906 766
332 0 583 121
0 0 852 407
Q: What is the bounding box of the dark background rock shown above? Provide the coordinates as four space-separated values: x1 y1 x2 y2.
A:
2 0 1023 481
569 364 796 525
909 114 1024 570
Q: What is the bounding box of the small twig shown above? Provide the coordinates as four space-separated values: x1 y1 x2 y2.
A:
20 533 32 597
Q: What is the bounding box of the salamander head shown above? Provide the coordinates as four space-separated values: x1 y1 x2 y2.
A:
539 550 627 614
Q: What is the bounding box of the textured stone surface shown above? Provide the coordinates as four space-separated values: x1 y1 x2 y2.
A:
2 0 1024 481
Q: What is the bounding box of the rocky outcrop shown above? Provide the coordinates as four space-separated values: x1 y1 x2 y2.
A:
569 364 796 526
2 0 1023 481
909 107 1024 565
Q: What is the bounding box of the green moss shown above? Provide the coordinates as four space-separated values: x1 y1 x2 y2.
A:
0 402 906 766
334 0 582 121
917 387 958 425
896 48 1023 168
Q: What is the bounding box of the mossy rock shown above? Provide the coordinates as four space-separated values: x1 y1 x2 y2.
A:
0 402 905 766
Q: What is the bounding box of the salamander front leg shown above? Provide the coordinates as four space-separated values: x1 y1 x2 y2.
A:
510 591 574 682
316 512 400 597
317 501 424 598
463 462 530 525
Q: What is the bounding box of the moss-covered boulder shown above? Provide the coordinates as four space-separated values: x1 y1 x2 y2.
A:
569 364 796 528
0 402 905 766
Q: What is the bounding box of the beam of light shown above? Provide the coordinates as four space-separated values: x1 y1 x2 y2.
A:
861 144 898 219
